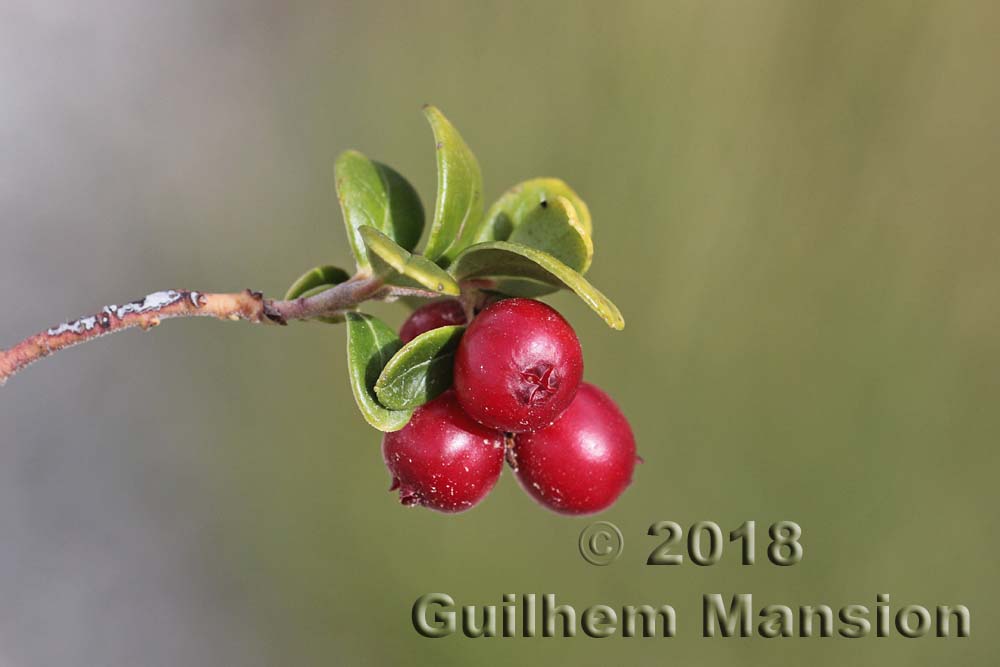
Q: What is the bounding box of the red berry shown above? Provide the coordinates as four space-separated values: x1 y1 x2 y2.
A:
510 383 637 515
381 390 504 513
453 298 583 433
399 299 467 343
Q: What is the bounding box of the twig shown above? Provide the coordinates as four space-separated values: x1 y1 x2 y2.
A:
0 276 388 386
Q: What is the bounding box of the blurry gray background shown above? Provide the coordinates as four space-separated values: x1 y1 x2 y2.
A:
1 1 998 666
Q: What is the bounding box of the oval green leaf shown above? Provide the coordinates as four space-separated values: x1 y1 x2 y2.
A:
507 194 593 273
489 196 593 298
284 265 352 300
374 325 465 410
478 177 593 245
420 106 484 265
449 241 624 330
336 150 424 272
345 312 413 431
359 226 460 296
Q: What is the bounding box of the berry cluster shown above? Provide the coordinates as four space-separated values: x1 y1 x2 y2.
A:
382 298 638 515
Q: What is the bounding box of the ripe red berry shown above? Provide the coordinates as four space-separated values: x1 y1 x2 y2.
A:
453 298 583 433
399 299 467 343
381 390 504 513
510 383 637 515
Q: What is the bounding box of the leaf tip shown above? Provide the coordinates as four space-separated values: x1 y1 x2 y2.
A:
421 105 459 139
604 305 626 331
334 148 365 170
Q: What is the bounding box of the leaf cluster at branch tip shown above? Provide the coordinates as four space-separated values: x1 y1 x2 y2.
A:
284 106 624 431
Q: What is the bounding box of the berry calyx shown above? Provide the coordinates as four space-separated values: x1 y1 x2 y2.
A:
398 299 467 343
381 390 504 513
453 298 583 433
509 382 637 515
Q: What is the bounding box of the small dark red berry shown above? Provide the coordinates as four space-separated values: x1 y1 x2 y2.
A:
399 299 467 343
381 390 504 513
453 298 583 433
510 382 637 515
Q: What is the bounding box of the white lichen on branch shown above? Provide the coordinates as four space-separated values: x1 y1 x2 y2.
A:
0 276 400 386
0 289 272 385
45 290 202 336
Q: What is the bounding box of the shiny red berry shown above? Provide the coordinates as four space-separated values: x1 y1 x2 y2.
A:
453 298 583 433
381 390 504 513
398 299 467 343
510 383 637 515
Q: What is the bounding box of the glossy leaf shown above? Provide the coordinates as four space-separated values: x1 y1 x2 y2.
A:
420 106 484 265
449 241 625 330
359 226 460 296
284 265 351 300
507 195 593 273
336 150 424 272
374 325 465 410
476 180 593 297
345 312 413 431
284 265 353 323
478 177 593 245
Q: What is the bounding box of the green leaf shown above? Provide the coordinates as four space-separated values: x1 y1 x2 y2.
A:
336 150 424 272
420 106 484 265
507 195 593 273
374 325 465 410
284 265 352 300
449 241 625 330
476 180 593 297
490 195 593 298
359 226 460 296
283 265 353 324
345 312 413 431
478 177 593 245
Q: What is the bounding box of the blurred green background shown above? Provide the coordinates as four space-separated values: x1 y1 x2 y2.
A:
1 1 997 665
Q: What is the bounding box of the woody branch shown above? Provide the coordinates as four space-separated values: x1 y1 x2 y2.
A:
0 274 432 386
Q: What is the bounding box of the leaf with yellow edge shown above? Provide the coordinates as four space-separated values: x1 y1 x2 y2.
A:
359 226 460 296
449 241 624 330
420 106 484 266
478 177 593 247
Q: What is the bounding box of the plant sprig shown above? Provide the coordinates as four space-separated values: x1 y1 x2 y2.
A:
0 106 624 432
